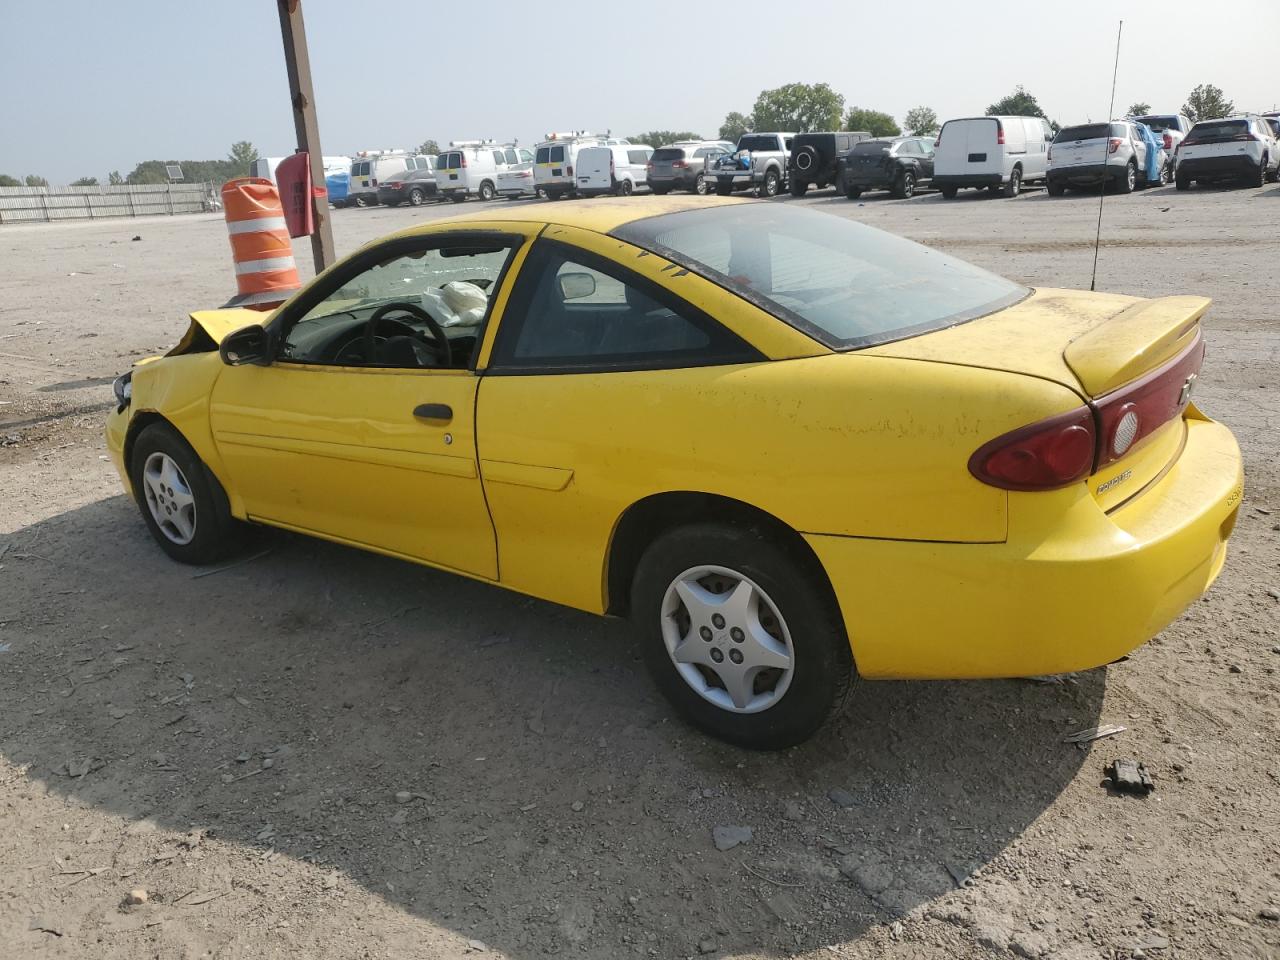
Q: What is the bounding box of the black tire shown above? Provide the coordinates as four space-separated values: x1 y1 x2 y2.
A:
845 184 863 200
617 178 634 197
789 179 808 197
940 185 958 199
891 169 916 199
761 168 781 197
1267 160 1280 183
1176 175 1190 191
353 194 370 208
1001 167 1022 198
1251 157 1267 188
651 186 669 196
715 180 733 197
478 180 496 201
631 523 853 750
130 422 244 566
448 193 466 203
1047 180 1066 197
1117 161 1136 194
408 188 425 206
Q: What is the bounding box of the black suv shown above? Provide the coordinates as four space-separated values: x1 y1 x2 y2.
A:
836 136 936 199
787 131 872 196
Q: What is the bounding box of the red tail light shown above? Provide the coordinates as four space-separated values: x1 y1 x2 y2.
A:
671 160 688 169
996 122 1005 146
969 408 1095 491
460 154 467 167
645 163 654 171
1162 132 1173 150
1107 138 1122 154
1094 332 1204 468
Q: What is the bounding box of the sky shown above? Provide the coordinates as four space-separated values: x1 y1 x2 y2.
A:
2 0 1278 185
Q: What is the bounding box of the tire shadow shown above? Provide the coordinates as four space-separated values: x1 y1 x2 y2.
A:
0 497 1104 958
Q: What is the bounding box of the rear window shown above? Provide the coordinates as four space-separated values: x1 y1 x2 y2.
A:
738 135 780 152
614 205 1027 350
536 146 550 163
652 148 687 161
440 152 460 168
1055 123 1119 142
1134 115 1177 132
851 140 890 154
1187 120 1248 141
550 145 565 162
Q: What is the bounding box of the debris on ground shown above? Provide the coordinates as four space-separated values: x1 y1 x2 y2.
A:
712 825 752 851
827 788 857 808
1063 724 1126 745
125 888 148 905
1106 759 1156 796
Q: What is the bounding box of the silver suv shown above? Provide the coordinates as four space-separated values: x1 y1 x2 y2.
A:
646 141 734 195
1047 121 1166 195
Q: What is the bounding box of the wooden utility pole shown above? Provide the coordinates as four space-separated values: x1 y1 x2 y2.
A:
277 0 335 273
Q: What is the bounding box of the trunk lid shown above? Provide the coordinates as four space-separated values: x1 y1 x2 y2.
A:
866 287 1208 510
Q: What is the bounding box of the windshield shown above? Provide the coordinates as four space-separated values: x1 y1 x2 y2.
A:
613 205 1027 350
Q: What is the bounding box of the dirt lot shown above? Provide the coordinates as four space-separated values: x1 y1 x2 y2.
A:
1 183 1277 960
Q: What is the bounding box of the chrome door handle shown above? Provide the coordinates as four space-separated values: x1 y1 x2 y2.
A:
413 403 452 422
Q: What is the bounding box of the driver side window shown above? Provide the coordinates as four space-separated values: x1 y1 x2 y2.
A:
282 243 515 369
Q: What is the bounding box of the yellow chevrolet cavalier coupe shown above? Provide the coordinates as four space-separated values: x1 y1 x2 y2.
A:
106 197 1242 749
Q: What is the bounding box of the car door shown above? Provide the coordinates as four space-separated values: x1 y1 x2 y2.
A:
209 226 537 579
472 229 768 612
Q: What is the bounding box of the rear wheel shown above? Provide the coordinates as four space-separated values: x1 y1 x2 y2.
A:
1118 161 1136 194
631 523 853 750
789 179 809 197
845 184 863 200
478 180 496 201
1267 159 1280 183
617 178 634 197
1251 156 1268 187
408 188 425 206
354 194 370 208
761 169 781 197
891 169 916 199
651 185 670 195
940 185 958 199
1175 174 1190 191
130 422 244 565
1047 179 1066 197
694 173 708 195
1001 167 1022 197
448 192 466 203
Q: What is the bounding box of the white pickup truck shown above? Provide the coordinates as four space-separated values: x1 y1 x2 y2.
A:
706 132 796 197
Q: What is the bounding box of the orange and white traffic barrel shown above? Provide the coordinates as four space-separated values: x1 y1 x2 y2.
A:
220 177 302 310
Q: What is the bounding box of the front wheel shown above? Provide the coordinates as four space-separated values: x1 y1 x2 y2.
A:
1251 157 1268 188
616 178 634 197
940 185 958 199
408 188 425 206
448 192 466 203
651 185 670 195
845 184 863 200
353 194 370 208
130 422 244 565
631 523 853 750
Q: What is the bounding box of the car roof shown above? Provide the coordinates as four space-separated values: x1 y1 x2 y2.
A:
385 195 753 238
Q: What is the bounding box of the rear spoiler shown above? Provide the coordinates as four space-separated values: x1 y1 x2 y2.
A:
1064 295 1209 395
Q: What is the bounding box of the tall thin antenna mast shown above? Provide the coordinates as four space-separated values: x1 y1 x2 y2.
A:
1090 20 1124 292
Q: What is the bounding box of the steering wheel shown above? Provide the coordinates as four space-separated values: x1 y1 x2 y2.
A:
363 302 452 369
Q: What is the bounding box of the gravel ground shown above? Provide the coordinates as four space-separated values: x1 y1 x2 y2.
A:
1 182 1277 960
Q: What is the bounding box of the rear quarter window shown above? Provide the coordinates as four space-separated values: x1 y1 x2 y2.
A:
627 149 651 164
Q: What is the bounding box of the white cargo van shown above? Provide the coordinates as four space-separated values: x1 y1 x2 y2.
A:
436 141 531 203
533 133 628 199
575 144 654 197
346 152 432 207
933 116 1054 198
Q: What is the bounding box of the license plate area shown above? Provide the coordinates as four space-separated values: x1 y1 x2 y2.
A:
968 153 987 163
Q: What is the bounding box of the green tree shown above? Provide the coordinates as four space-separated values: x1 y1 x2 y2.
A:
24 175 48 187
629 131 702 147
0 174 20 187
71 176 99 186
986 85 1049 118
1126 102 1152 116
415 139 441 156
845 106 901 137
1182 84 1234 122
227 140 260 173
751 82 844 132
108 171 124 185
718 111 753 142
903 106 939 136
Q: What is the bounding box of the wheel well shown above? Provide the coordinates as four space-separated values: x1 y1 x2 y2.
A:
604 492 839 621
122 411 173 475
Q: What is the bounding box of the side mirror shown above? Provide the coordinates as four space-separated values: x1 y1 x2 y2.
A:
219 325 274 366
558 272 596 301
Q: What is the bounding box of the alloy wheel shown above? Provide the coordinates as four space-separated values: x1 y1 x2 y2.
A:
660 565 795 714
142 452 197 545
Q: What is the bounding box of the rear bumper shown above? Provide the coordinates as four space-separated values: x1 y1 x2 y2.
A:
1048 162 1124 184
841 170 895 189
933 173 1001 188
807 415 1243 679
648 173 698 190
1178 155 1258 179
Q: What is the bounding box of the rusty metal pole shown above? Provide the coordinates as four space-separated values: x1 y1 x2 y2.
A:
277 0 335 274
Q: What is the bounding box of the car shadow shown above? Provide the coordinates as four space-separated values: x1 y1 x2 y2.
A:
0 497 1105 957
